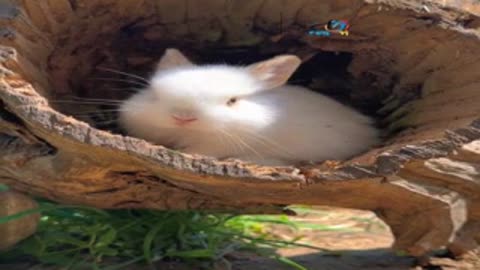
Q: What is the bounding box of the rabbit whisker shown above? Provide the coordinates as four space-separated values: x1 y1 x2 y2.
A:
50 100 121 106
220 128 263 159
69 109 129 115
69 96 124 102
217 129 244 156
96 66 150 84
235 127 296 159
89 78 149 87
100 86 142 93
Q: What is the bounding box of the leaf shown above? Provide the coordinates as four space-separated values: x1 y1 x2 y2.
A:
44 232 88 247
95 228 117 248
96 247 119 257
38 253 77 265
143 222 165 262
17 236 45 256
166 249 215 259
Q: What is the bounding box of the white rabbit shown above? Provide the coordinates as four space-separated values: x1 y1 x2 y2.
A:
119 48 379 166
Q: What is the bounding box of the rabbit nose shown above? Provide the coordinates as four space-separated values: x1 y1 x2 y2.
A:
171 109 197 126
171 108 196 118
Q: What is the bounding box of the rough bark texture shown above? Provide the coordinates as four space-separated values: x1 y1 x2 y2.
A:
0 0 480 257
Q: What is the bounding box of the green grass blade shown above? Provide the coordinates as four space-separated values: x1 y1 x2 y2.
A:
0 205 110 224
276 256 308 270
142 221 165 262
166 249 215 259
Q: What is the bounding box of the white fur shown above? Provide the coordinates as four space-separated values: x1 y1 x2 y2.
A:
119 50 379 166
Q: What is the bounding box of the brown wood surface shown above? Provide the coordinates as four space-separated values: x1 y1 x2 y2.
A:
0 0 480 256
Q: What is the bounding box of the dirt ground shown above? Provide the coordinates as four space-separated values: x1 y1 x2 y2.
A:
142 207 480 270
226 207 480 270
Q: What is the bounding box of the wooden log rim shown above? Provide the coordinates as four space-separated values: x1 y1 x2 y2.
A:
0 0 480 257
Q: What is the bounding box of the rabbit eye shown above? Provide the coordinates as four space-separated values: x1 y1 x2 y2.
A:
226 97 238 106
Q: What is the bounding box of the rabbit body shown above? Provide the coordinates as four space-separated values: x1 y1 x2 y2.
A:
119 49 379 166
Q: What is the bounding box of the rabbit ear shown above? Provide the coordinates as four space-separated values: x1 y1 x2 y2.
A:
157 48 194 71
247 55 301 89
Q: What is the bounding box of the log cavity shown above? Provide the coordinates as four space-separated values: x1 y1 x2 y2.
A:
48 23 395 163
25 2 479 166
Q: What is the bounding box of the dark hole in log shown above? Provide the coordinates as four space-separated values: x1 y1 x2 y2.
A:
0 100 23 124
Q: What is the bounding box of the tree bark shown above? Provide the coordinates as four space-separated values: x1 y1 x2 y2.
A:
0 0 480 256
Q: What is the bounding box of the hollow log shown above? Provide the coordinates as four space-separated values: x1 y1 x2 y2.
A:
0 0 480 257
